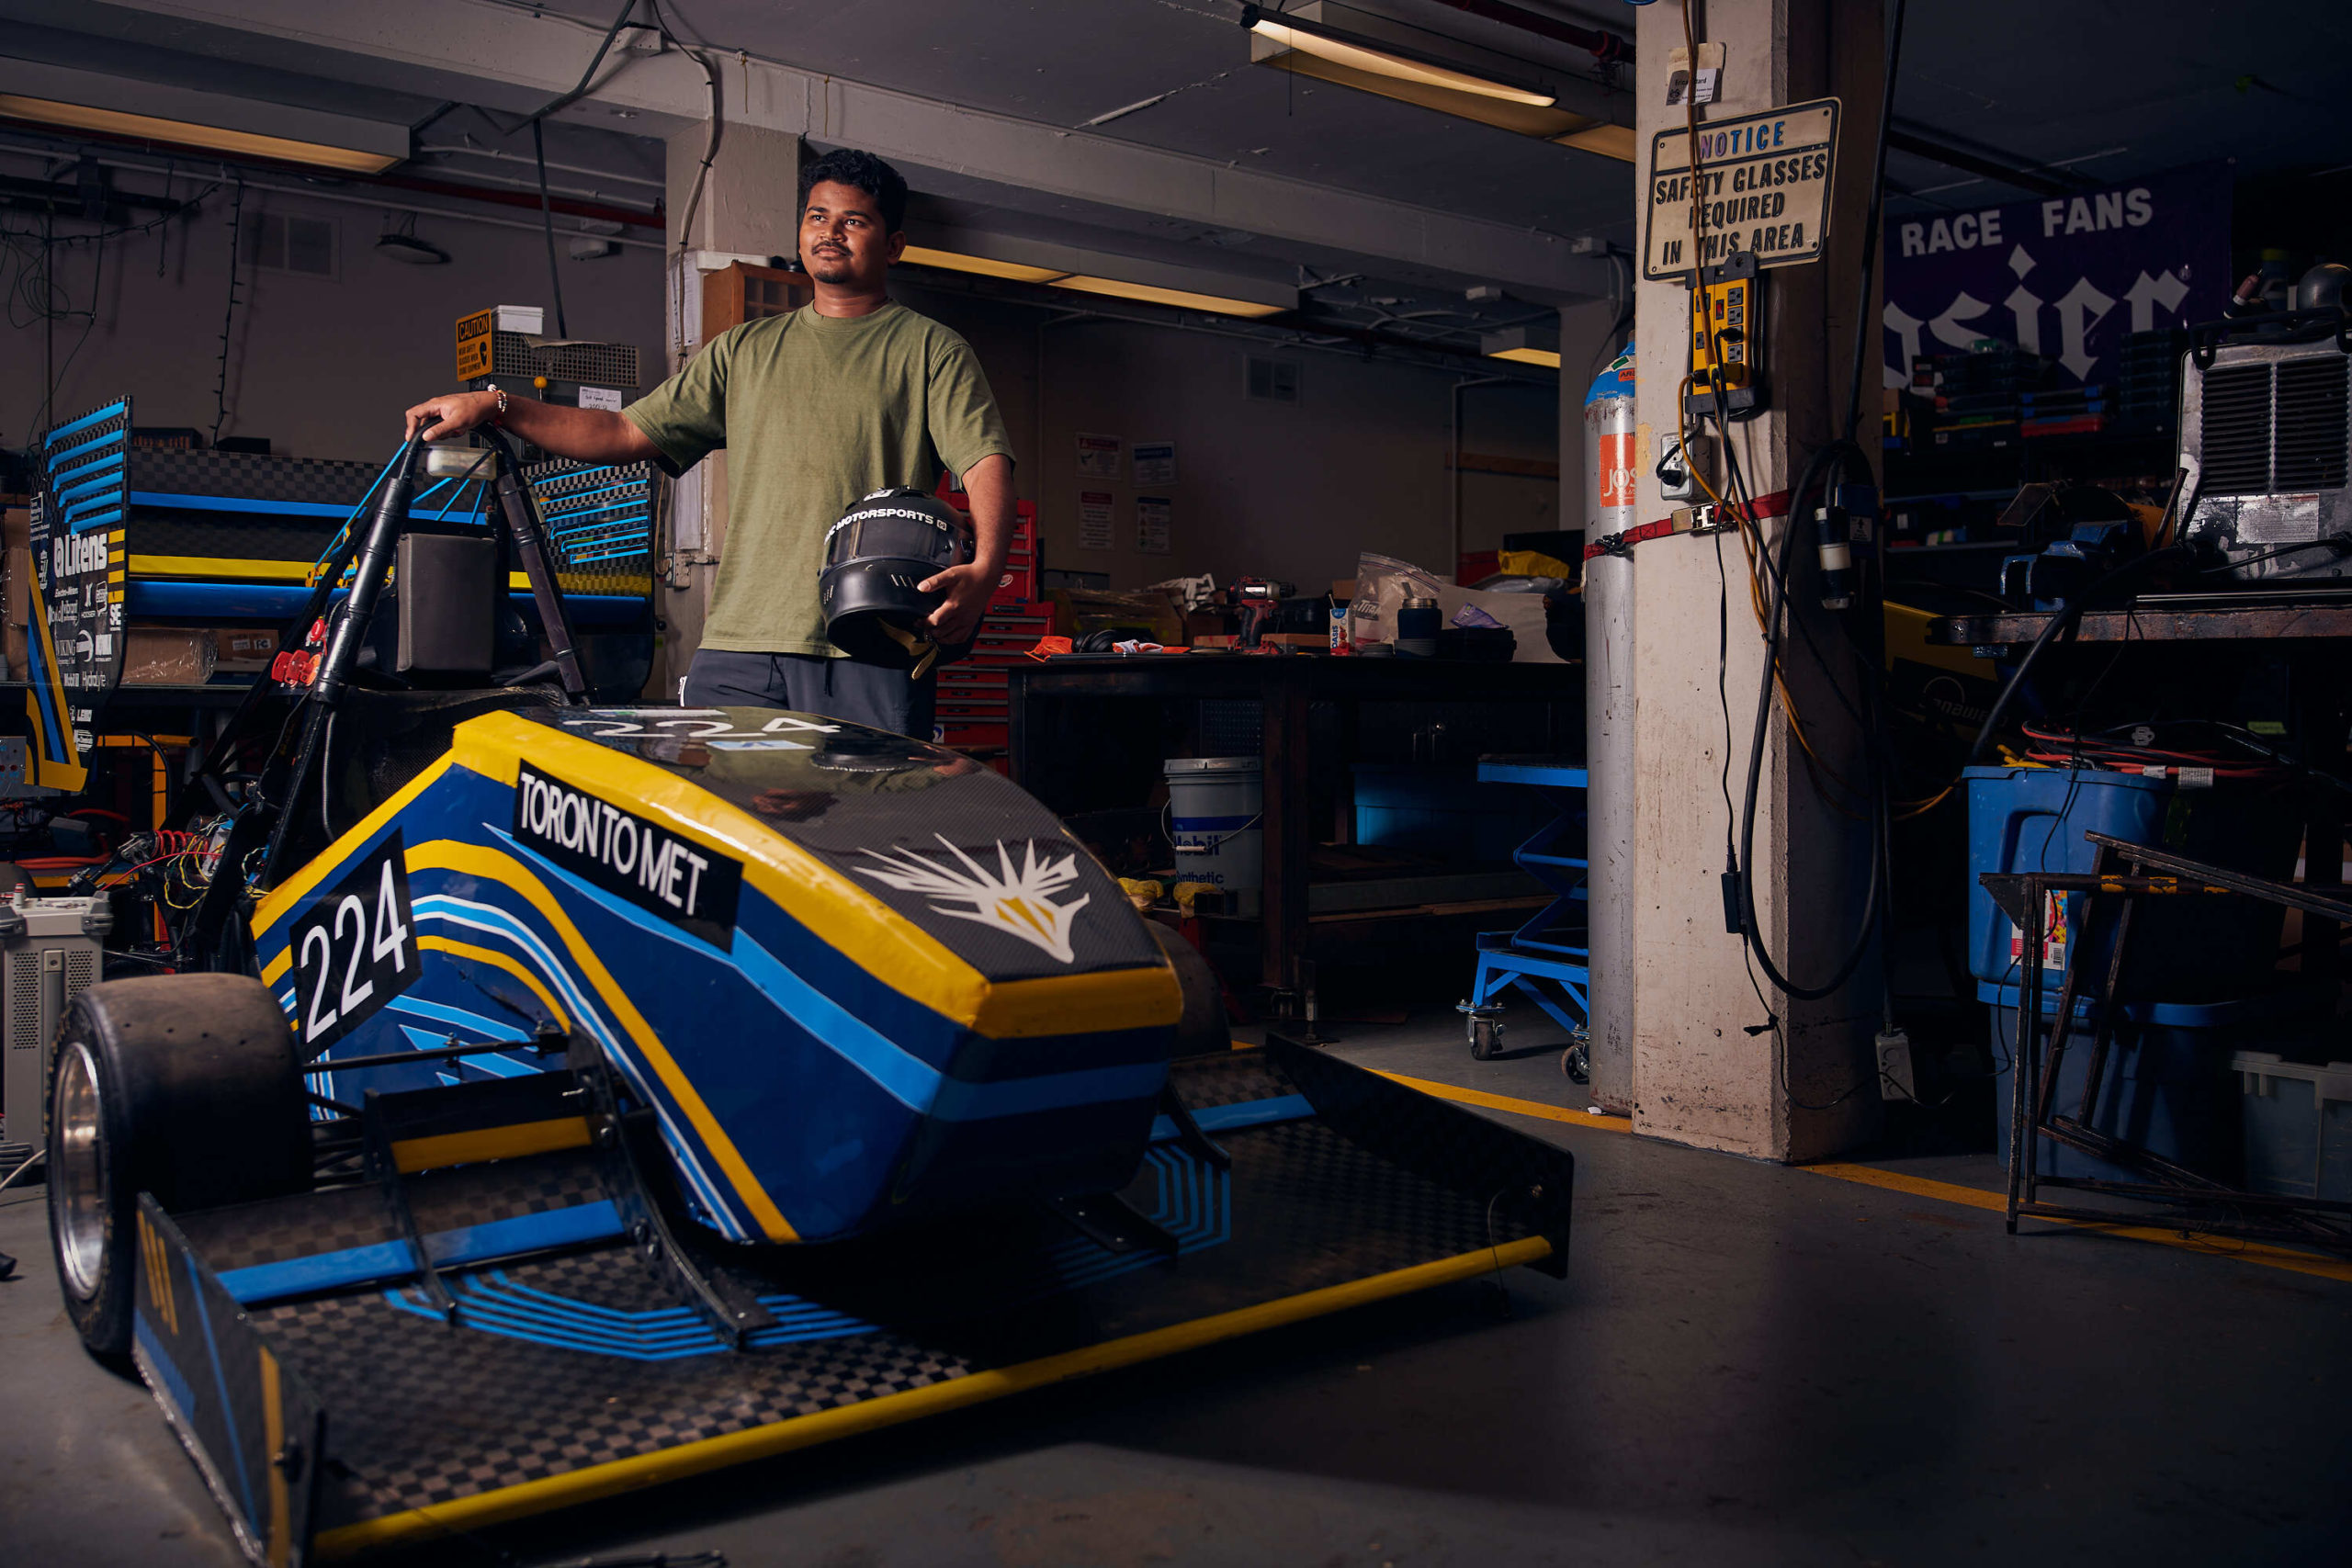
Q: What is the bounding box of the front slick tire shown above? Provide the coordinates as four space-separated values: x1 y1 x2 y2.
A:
48 976 310 1357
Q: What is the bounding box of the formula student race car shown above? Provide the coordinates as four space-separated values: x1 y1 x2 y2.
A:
35 432 1574 1565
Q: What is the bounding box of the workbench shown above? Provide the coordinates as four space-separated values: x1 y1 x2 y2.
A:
1007 654 1582 1010
1927 595 2352 978
1926 598 2352 649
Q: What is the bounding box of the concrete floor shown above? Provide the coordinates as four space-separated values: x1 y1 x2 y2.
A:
5 1000 2347 1566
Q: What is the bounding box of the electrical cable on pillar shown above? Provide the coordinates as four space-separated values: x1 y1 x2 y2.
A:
1679 0 1913 1105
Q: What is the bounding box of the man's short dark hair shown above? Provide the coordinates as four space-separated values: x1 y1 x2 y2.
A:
798 148 909 235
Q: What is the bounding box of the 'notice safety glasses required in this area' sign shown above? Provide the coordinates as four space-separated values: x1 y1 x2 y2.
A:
1644 97 1840 281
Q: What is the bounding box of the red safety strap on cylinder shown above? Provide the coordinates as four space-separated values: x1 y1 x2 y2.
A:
1585 490 1792 559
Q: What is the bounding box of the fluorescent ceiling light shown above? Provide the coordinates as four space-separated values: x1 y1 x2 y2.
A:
1481 325 1560 369
1554 124 1636 161
1241 4 1634 163
0 62 409 175
1244 12 1556 107
897 242 1291 319
0 94 402 174
899 244 1068 284
1048 274 1288 318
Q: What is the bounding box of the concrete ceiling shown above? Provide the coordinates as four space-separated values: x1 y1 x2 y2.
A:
1883 2 2352 209
571 0 1638 243
1 0 2347 351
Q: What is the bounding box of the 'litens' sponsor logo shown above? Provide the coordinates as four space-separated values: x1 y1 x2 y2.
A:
514 764 742 942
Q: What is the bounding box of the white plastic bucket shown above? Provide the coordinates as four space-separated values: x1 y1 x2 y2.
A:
1164 756 1262 907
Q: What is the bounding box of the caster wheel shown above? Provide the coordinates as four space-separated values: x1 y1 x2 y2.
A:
1470 1017 1503 1060
1562 1043 1589 1084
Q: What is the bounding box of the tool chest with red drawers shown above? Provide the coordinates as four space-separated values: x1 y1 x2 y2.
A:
935 490 1046 753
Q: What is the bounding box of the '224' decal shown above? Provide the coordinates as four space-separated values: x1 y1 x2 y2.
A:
559 711 840 741
288 831 419 1050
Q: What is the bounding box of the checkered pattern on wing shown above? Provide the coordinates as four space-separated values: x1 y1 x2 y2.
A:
175 1184 397 1273
1225 1120 1532 1275
266 1258 975 1524
1169 1050 1293 1110
251 1069 1557 1531
502 1247 684 1314
405 1151 607 1236
1270 1043 1572 1230
128 449 387 504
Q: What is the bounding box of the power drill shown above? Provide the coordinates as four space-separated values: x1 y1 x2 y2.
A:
1230 577 1295 649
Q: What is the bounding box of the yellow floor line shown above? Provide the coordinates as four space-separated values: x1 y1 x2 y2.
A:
1370 1070 1633 1133
1363 1068 2351 1287
1807 1161 2352 1286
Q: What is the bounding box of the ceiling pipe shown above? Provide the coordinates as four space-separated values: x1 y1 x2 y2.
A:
1884 128 2095 197
1422 0 1633 65
0 110 666 228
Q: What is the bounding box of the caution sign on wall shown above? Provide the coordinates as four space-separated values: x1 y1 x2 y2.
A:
1644 98 1840 280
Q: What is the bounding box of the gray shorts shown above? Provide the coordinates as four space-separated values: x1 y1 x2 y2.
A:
681 649 935 739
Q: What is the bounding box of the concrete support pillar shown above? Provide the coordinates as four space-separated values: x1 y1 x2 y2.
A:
650 122 801 695
1623 0 1885 1158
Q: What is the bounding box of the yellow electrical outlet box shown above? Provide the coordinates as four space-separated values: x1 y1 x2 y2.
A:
1684 252 1764 422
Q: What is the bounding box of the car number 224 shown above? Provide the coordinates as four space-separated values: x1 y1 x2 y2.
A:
559 711 841 741
288 831 419 1049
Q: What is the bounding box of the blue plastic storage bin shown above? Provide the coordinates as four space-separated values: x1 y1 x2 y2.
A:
1963 765 2299 1001
1987 978 2331 1184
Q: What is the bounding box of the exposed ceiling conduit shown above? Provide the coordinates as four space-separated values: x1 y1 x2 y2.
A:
1422 0 1632 65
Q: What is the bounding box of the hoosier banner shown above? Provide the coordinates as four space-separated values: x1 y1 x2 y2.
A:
1881 163 2230 388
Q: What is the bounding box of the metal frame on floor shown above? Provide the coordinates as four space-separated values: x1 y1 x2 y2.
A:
1986 831 2352 1257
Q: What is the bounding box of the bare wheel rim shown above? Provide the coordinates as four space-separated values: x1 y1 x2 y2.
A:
53 1040 108 1301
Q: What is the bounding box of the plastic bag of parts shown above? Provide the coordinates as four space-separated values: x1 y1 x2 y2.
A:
1351 552 1445 648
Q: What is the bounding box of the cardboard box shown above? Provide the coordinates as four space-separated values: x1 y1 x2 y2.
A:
3 506 28 553
214 628 277 671
122 627 219 686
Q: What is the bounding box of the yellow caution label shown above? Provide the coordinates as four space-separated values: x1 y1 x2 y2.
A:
456 308 494 380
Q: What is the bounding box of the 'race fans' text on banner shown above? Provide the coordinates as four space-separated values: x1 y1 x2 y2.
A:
1882 163 2230 389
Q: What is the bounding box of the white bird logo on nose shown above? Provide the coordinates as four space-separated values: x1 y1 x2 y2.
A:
856 837 1091 964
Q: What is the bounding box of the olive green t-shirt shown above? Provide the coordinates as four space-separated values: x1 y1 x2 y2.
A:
623 300 1013 657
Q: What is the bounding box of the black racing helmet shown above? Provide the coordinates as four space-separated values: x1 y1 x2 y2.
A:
818 486 974 668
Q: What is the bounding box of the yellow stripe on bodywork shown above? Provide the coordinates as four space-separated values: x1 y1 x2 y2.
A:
405 839 797 1243
254 754 457 937
447 714 1182 1040
416 935 571 1031
390 1117 591 1173
311 1235 1552 1559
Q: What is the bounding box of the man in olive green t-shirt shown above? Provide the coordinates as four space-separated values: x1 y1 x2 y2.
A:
404 148 1014 737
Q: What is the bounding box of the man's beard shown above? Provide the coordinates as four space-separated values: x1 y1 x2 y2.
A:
807 251 854 284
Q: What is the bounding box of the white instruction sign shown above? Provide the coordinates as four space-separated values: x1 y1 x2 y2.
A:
577 386 624 412
1133 441 1176 487
1136 496 1171 555
1078 490 1114 551
1645 97 1839 280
